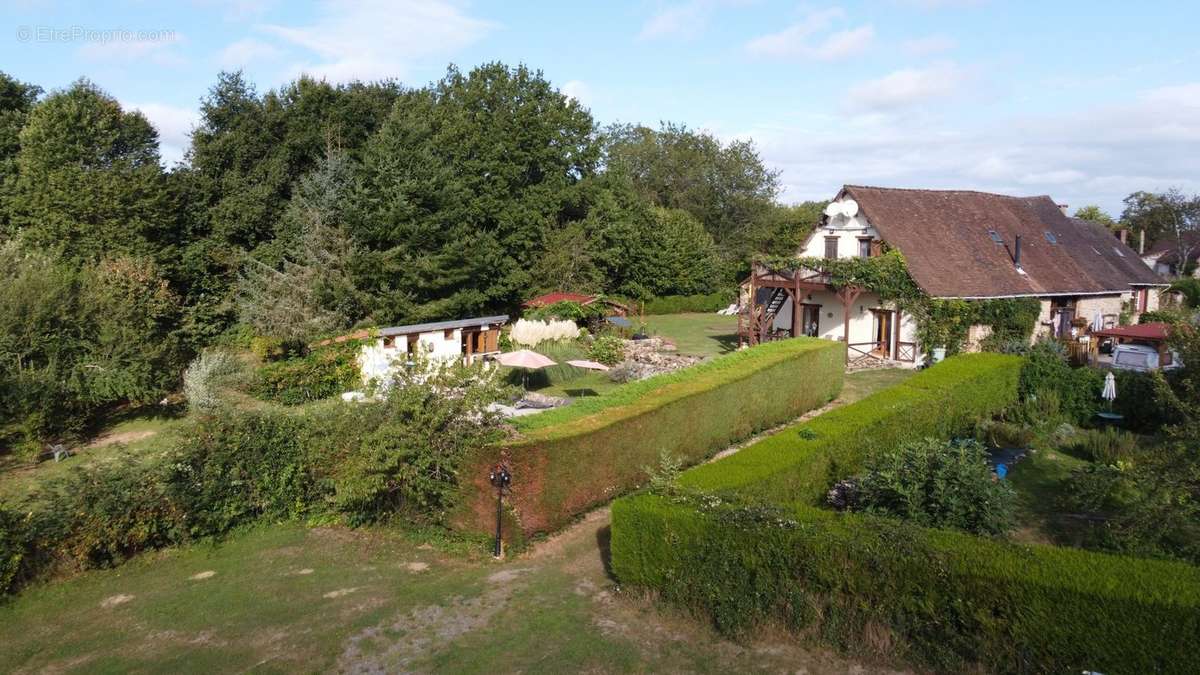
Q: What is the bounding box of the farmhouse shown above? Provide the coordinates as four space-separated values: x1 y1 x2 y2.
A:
357 315 508 386
1141 231 1200 277
740 186 1167 363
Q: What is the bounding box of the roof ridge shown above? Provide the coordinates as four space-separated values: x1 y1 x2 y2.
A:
843 184 1052 201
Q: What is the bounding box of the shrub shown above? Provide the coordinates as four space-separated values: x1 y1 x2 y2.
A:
334 361 510 525
612 494 1200 674
1063 427 1139 464
251 341 360 405
1111 369 1182 432
452 338 845 537
1018 340 1103 424
677 354 1022 505
249 335 286 361
183 350 244 413
853 437 1015 535
524 300 607 323
640 291 733 315
975 418 1036 448
588 335 625 366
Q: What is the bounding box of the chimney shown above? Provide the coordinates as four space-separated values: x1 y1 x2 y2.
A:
1058 203 1069 215
1119 229 1128 245
1139 230 1145 255
1014 234 1022 270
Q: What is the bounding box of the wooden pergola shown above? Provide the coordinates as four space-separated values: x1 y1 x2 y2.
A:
739 263 865 355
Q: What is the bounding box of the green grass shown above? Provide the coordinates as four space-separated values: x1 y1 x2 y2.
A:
838 368 916 405
1007 446 1091 546
0 519 881 674
0 410 186 505
642 313 738 358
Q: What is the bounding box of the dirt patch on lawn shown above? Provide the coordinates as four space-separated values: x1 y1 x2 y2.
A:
86 430 157 449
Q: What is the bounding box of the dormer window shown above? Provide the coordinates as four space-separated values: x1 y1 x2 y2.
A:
824 236 838 259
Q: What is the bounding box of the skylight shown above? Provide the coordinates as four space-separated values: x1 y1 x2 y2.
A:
1044 231 1058 244
1112 247 1125 257
987 230 1003 244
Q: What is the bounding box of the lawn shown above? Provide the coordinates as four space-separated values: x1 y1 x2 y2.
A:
0 408 186 505
642 312 738 357
0 517 890 674
524 312 739 399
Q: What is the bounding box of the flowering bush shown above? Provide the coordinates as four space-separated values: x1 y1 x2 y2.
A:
509 318 580 347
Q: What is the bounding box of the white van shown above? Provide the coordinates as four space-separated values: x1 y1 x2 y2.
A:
1110 343 1181 372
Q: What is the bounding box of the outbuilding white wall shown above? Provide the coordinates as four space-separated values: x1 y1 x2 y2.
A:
357 329 464 388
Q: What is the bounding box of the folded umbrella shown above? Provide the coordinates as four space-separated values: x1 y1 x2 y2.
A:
566 359 610 372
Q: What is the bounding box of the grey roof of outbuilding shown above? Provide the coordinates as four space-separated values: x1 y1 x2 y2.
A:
379 315 509 337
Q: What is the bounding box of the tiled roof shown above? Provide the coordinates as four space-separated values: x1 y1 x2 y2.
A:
1092 322 1170 341
841 185 1166 298
522 292 597 307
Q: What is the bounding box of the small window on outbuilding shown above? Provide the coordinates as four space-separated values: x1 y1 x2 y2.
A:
987 230 1003 245
1044 231 1058 244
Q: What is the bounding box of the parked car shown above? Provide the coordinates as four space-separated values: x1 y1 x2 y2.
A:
1110 343 1182 372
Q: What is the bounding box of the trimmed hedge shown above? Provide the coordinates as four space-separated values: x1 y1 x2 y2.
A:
612 495 1200 674
454 338 845 537
639 292 733 315
679 353 1022 504
611 353 1200 672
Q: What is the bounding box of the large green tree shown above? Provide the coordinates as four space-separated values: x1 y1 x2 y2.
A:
9 79 170 261
603 122 780 263
357 63 599 322
0 71 42 237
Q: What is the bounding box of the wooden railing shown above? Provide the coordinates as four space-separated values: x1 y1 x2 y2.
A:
896 341 917 362
847 341 883 360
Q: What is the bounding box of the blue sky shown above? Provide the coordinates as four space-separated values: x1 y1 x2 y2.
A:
3 0 1198 214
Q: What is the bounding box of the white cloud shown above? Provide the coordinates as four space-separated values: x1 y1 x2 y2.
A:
901 34 956 56
561 80 592 106
846 63 970 111
894 0 985 8
219 38 283 68
125 102 199 166
745 8 874 61
728 79 1200 215
260 0 495 82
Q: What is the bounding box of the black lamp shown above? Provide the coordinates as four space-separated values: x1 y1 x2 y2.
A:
488 465 512 557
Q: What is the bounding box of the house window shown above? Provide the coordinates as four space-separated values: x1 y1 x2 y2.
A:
444 329 455 340
824 236 839 259
857 237 873 258
1137 289 1149 313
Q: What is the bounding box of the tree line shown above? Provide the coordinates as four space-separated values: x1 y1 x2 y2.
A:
0 63 819 447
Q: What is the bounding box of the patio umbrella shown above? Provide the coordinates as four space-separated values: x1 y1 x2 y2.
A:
1101 371 1117 410
566 359 610 372
496 349 557 388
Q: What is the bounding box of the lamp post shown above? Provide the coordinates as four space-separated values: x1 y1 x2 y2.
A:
489 464 511 558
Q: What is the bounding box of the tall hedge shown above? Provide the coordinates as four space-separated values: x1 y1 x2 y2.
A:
611 354 1200 672
453 338 845 538
612 495 1200 674
679 353 1021 504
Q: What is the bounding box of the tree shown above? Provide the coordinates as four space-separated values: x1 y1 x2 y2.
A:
9 79 170 261
0 71 42 238
1073 205 1117 231
1121 189 1200 270
531 221 603 294
237 152 363 341
643 207 723 296
357 63 600 322
603 122 780 264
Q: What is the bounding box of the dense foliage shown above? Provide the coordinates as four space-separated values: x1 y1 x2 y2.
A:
851 437 1015 535
251 341 362 405
0 360 509 595
612 355 1200 672
0 64 803 448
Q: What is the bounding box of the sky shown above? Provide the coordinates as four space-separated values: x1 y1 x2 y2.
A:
3 0 1198 215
